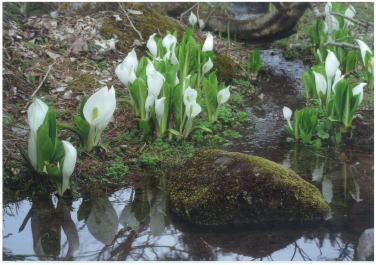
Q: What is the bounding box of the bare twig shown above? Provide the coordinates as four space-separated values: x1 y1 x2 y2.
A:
310 3 373 28
330 11 373 28
24 62 55 109
118 3 143 41
324 9 359 49
179 3 198 23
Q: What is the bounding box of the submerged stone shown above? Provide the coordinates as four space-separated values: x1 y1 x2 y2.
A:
168 149 329 226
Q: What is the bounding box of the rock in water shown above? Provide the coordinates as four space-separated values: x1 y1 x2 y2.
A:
168 149 329 226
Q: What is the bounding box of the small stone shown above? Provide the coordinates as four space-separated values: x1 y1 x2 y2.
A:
50 11 59 19
11 127 28 136
11 168 20 176
120 145 127 150
11 87 17 96
63 90 73 99
127 9 143 15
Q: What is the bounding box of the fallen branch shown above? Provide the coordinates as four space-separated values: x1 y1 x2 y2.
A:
24 62 55 109
310 4 362 49
118 3 143 41
330 11 373 28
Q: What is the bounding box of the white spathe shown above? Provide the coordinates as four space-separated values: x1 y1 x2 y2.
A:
325 50 340 79
282 106 293 129
202 33 213 52
171 48 179 65
356 39 372 66
146 59 156 76
332 69 344 93
61 140 77 195
147 33 158 58
145 93 155 116
352 82 367 104
313 71 327 95
189 12 197 26
202 58 213 74
344 5 356 26
186 102 202 119
27 98 49 169
147 69 165 98
162 34 177 51
155 97 166 124
198 19 205 29
115 49 139 86
83 86 116 131
217 86 230 105
183 87 198 106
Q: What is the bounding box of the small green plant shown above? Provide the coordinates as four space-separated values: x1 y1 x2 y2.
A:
248 49 263 74
283 106 320 145
105 156 129 178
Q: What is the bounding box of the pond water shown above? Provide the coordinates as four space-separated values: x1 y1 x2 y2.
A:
3 49 373 261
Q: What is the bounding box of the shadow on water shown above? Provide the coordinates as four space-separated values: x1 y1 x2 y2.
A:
3 49 373 261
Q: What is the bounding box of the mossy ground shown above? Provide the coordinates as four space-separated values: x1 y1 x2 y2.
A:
168 149 330 226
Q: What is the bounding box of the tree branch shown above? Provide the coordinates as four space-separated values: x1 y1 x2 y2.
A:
118 3 143 41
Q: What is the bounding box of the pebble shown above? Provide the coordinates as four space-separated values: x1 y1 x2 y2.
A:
11 127 28 136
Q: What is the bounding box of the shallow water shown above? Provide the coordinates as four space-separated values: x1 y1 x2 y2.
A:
3 49 374 261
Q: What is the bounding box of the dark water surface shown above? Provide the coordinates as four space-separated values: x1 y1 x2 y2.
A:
3 49 373 261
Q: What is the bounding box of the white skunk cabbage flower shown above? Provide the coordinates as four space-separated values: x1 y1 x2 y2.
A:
83 86 116 132
162 34 177 51
146 59 156 76
282 106 293 129
202 58 213 74
147 69 165 98
198 19 205 29
313 72 327 95
171 48 179 65
147 33 158 58
183 87 198 106
344 5 356 26
155 97 166 125
356 39 373 66
27 98 49 169
325 50 340 80
202 33 213 52
332 69 344 92
217 86 230 105
186 102 202 119
61 140 77 195
188 12 197 26
115 49 138 86
352 83 367 104
175 73 179 85
145 94 155 117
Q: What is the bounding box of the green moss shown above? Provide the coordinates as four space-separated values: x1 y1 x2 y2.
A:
68 73 98 92
213 55 236 84
100 3 184 54
168 149 329 226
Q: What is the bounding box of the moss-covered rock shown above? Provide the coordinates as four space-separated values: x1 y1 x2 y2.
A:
168 149 329 226
99 3 185 54
213 55 236 84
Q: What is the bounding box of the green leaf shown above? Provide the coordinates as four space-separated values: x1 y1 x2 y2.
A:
168 128 182 136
